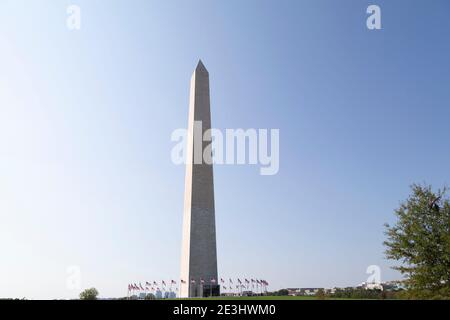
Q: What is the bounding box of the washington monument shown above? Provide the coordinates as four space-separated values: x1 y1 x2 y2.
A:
179 61 219 298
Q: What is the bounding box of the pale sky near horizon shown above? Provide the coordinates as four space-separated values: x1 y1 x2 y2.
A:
1 0 449 299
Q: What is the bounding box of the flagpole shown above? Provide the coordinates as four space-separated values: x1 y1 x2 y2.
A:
240 280 242 296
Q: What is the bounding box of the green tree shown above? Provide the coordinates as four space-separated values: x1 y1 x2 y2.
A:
384 184 450 299
315 288 326 300
275 289 289 296
144 293 155 300
79 288 99 300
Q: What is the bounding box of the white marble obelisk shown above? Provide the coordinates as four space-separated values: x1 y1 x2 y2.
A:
180 60 219 298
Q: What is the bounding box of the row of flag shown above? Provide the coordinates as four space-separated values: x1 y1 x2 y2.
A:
128 280 176 292
128 278 269 292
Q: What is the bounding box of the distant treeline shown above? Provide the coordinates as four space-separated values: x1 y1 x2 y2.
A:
270 288 404 300
326 288 401 300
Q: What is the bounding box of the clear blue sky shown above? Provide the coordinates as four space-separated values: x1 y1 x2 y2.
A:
1 0 449 299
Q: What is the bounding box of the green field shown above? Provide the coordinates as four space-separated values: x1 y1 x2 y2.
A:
178 296 320 300
174 295 383 300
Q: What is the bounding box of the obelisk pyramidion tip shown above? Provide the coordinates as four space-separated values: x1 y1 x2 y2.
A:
196 59 208 73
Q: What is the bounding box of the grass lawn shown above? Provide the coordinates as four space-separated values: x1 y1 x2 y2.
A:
177 296 320 300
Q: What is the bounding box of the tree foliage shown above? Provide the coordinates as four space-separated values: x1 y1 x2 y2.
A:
144 293 155 300
315 288 325 299
331 288 398 300
273 289 289 296
384 184 450 299
79 287 99 300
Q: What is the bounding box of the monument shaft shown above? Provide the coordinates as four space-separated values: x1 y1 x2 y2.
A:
180 61 219 298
